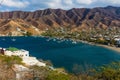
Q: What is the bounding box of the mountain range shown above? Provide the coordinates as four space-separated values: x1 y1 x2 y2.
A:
0 6 120 36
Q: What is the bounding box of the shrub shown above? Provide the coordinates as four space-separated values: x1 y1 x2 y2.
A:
7 47 19 51
96 62 120 80
46 71 70 80
0 55 22 68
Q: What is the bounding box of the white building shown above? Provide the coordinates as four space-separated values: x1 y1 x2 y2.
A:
4 49 46 67
5 49 29 57
114 37 120 47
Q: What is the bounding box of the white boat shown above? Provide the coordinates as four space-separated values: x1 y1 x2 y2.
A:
46 38 51 41
11 38 16 41
2 38 5 41
72 41 77 44
53 39 56 41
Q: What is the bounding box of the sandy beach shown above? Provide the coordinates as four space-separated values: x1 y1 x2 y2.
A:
96 44 120 53
78 40 120 53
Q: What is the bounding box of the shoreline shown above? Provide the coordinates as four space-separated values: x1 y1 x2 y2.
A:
96 44 120 53
0 36 120 53
69 39 120 53
40 36 120 53
81 41 120 53
78 40 120 53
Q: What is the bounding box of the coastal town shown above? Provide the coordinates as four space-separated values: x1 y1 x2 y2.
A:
0 0 120 79
42 27 120 47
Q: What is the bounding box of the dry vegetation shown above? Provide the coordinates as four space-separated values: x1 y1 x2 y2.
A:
0 54 120 80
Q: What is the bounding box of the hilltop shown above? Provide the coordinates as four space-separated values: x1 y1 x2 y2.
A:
0 6 120 36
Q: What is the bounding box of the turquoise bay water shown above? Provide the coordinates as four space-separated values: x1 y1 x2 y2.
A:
0 37 120 72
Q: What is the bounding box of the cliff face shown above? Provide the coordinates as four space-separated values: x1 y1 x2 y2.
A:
0 6 120 35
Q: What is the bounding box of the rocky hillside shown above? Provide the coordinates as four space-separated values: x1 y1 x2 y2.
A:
0 19 41 36
0 6 120 35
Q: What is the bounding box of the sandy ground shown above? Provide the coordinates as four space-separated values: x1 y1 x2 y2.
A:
97 44 120 53
79 40 120 53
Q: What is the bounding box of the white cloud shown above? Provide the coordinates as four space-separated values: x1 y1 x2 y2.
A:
105 0 120 4
1 0 120 11
63 0 73 5
2 0 29 8
76 0 93 5
92 0 120 5
45 0 61 8
42 0 88 9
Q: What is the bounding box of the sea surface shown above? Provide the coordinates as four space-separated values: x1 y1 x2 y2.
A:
0 36 120 72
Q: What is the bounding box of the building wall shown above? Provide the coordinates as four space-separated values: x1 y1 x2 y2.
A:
4 49 46 67
5 50 29 57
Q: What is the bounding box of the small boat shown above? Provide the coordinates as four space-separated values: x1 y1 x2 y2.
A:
53 39 56 41
57 41 62 43
46 38 51 41
33 36 37 38
11 38 16 41
2 38 5 41
72 41 77 44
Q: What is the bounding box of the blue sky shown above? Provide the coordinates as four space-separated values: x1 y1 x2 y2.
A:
0 0 120 11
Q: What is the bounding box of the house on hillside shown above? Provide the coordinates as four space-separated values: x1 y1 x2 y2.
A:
4 48 46 67
116 40 120 47
5 49 29 57
114 37 120 47
0 48 5 55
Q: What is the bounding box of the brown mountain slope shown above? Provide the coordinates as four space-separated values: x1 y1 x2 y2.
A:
0 6 120 35
0 19 41 36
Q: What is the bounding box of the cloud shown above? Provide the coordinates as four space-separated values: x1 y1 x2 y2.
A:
62 0 73 5
89 0 120 8
2 0 29 8
45 0 62 8
76 0 93 5
104 0 120 4
38 0 93 9
0 0 120 11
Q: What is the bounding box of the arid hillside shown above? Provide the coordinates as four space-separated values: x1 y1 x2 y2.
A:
0 6 120 35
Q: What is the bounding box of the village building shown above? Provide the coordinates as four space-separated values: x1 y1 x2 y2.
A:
0 47 5 55
116 40 120 47
114 37 120 47
1 48 46 67
5 49 29 57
